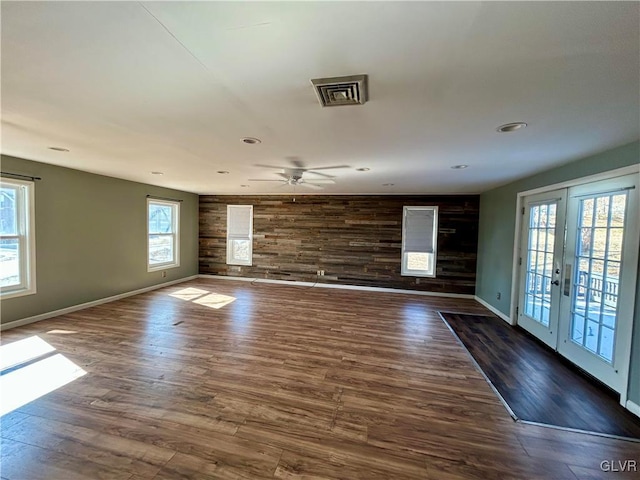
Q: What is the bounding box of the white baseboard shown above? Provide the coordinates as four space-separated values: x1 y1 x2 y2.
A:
474 295 513 324
0 275 198 331
199 274 475 299
626 400 640 418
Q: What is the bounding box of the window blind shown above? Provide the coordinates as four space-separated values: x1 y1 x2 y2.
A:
227 206 252 236
404 208 435 253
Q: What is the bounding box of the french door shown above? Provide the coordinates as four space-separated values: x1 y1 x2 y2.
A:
517 189 567 349
517 174 639 395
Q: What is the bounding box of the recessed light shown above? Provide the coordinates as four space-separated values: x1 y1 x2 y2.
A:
357 168 370 172
241 137 262 145
497 122 527 133
48 146 69 152
151 171 164 175
217 170 229 174
382 183 394 187
451 165 468 169
240 184 250 188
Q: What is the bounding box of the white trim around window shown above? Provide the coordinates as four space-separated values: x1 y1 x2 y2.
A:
226 205 253 266
147 198 180 272
0 178 37 299
401 205 438 277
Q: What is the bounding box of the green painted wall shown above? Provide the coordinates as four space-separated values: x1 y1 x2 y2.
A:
476 141 640 404
0 155 199 324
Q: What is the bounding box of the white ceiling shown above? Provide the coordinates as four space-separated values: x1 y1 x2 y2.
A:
1 1 638 195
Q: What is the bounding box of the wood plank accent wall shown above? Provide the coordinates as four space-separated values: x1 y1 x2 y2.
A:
199 195 479 294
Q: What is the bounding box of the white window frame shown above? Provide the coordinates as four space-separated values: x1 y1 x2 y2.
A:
226 205 253 266
147 198 180 272
0 178 36 299
401 205 438 277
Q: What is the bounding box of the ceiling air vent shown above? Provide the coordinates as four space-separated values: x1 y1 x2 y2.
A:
311 74 368 107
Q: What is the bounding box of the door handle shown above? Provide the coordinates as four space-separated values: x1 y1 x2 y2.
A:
551 280 560 286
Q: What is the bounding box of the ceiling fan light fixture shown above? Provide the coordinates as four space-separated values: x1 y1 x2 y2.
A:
497 122 527 133
252 158 348 189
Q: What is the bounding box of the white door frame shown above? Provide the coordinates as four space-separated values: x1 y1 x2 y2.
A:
517 189 567 349
509 164 640 408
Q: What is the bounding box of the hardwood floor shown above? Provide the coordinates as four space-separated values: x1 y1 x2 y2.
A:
440 312 640 439
1 278 639 479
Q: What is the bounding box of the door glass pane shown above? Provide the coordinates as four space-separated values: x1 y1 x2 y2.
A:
571 313 585 344
600 327 614 361
585 320 599 353
570 192 626 363
524 202 556 327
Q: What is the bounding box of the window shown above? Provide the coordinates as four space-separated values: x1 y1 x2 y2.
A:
227 205 253 266
147 199 180 271
401 206 438 277
0 178 36 298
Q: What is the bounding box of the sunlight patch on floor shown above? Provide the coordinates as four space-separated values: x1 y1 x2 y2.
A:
193 293 236 309
169 287 211 301
169 287 236 309
46 329 78 335
0 336 86 416
0 335 56 371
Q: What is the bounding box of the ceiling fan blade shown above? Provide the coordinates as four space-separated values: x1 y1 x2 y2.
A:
304 165 351 171
254 164 288 169
304 170 336 179
248 179 286 182
302 178 335 184
300 183 324 190
276 172 291 179
288 157 306 169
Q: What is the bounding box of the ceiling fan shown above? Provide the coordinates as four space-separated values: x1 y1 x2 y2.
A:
249 157 350 190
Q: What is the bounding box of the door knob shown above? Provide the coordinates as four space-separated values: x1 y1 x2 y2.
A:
551 280 560 286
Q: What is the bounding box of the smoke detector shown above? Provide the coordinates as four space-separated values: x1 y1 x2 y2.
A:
311 74 368 107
